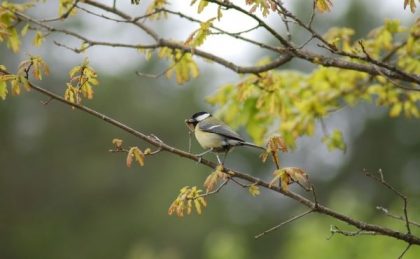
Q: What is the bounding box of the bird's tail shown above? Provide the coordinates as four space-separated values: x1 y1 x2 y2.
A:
240 142 266 151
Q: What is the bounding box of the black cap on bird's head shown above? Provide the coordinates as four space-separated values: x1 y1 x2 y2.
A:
185 111 212 129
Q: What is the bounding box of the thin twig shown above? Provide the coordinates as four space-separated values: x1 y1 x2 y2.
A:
327 225 377 240
41 0 80 22
255 210 313 239
276 1 292 42
198 179 230 198
230 177 251 188
308 0 317 28
77 5 162 23
376 206 420 228
398 244 412 259
311 185 318 208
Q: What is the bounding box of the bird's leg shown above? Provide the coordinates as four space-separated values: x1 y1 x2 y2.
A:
221 150 229 166
195 148 213 163
215 154 222 165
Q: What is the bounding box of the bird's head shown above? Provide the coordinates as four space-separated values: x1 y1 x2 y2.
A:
185 111 211 130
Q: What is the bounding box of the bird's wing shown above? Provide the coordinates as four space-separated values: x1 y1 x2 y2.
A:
198 120 244 142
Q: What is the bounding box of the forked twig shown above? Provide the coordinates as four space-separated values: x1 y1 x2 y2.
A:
364 169 411 235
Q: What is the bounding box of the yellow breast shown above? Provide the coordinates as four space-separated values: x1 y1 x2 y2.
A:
195 129 224 149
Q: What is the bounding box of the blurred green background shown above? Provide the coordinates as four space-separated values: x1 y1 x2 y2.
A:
1 1 419 258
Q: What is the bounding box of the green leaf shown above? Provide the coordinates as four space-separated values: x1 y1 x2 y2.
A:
0 80 8 100
186 18 215 47
32 31 44 47
322 129 346 152
58 0 77 16
315 0 333 13
248 184 260 197
11 78 20 96
21 23 29 36
389 103 402 117
7 28 20 53
166 52 199 84
197 0 208 13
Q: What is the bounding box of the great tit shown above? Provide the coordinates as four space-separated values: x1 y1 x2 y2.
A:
185 111 265 164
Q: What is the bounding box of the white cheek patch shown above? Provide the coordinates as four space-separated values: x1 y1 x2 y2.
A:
196 113 210 121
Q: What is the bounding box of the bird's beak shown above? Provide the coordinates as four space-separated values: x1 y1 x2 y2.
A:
185 118 195 132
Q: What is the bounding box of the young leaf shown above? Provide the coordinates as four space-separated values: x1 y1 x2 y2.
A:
404 0 416 13
32 31 44 47
203 166 224 192
67 58 99 102
64 83 78 104
11 78 20 95
185 18 215 48
315 0 333 13
248 184 260 197
127 147 145 167
389 103 403 117
7 28 20 53
282 167 311 191
0 80 8 100
126 147 134 168
146 0 168 20
168 186 206 217
197 0 209 13
322 129 347 152
58 0 78 16
112 138 124 149
194 199 202 215
31 56 49 80
132 147 145 166
21 23 29 36
270 167 311 191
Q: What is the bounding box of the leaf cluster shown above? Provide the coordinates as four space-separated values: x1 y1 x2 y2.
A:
64 58 99 104
168 186 207 217
208 20 420 150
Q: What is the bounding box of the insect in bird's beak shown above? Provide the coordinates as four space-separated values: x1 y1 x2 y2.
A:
185 118 195 132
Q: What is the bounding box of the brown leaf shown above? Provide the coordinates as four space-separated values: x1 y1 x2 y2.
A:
260 151 270 163
269 169 283 188
268 135 288 153
112 138 123 149
404 0 416 13
280 172 290 191
126 148 134 168
203 167 224 192
283 167 311 191
270 168 311 191
132 147 145 166
184 30 197 47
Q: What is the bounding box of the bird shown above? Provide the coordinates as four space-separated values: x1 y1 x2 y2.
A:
185 111 265 164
